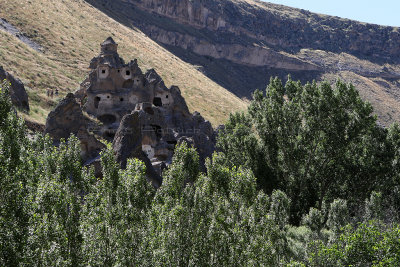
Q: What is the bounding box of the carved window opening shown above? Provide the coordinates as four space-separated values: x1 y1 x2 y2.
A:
103 131 115 139
153 97 162 107
120 98 124 102
101 69 106 74
94 96 101 109
126 70 131 76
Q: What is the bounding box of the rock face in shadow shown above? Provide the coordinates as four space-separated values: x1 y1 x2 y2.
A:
125 0 400 62
44 93 105 161
45 37 216 185
112 112 162 188
45 93 86 140
0 65 29 111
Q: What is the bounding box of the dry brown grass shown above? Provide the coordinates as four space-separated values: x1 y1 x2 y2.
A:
0 0 246 125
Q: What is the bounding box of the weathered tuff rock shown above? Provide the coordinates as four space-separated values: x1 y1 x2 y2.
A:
45 37 216 184
0 65 29 111
44 93 105 161
112 112 162 187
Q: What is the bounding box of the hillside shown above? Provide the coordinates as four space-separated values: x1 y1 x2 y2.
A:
85 0 400 126
1 0 400 127
0 0 246 126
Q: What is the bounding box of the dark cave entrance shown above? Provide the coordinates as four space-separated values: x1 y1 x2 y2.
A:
153 97 162 107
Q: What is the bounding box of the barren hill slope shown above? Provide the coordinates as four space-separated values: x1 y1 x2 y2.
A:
0 0 246 126
85 0 400 126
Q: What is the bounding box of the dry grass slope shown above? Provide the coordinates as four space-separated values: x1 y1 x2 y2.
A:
0 0 246 126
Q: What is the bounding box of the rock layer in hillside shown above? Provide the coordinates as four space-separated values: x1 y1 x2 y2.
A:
85 0 400 126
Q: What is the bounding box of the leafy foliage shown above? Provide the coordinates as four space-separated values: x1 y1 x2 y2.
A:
0 78 399 266
218 77 396 223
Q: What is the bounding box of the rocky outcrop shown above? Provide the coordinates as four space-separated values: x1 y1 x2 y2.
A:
124 0 400 62
112 112 162 187
0 65 29 111
0 18 44 53
143 25 319 70
44 93 105 161
45 93 87 141
45 37 216 184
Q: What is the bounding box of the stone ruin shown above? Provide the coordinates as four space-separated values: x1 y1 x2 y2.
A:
45 37 216 187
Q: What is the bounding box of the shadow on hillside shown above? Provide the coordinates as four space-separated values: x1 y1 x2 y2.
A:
84 0 323 98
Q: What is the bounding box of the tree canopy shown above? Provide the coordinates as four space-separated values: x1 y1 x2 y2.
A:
1 78 399 266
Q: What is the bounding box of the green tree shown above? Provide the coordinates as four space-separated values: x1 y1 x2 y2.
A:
81 146 155 266
216 112 275 191
309 222 400 266
25 136 87 265
0 81 30 265
219 77 384 223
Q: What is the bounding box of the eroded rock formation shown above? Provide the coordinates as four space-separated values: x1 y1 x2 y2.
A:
0 65 29 111
45 37 216 186
44 93 105 161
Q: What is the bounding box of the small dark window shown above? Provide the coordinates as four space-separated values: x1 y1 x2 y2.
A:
102 69 106 74
107 96 110 99
166 95 169 98
126 70 130 76
153 97 162 107
117 69 120 73
94 96 101 109
136 79 140 83
120 98 124 102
